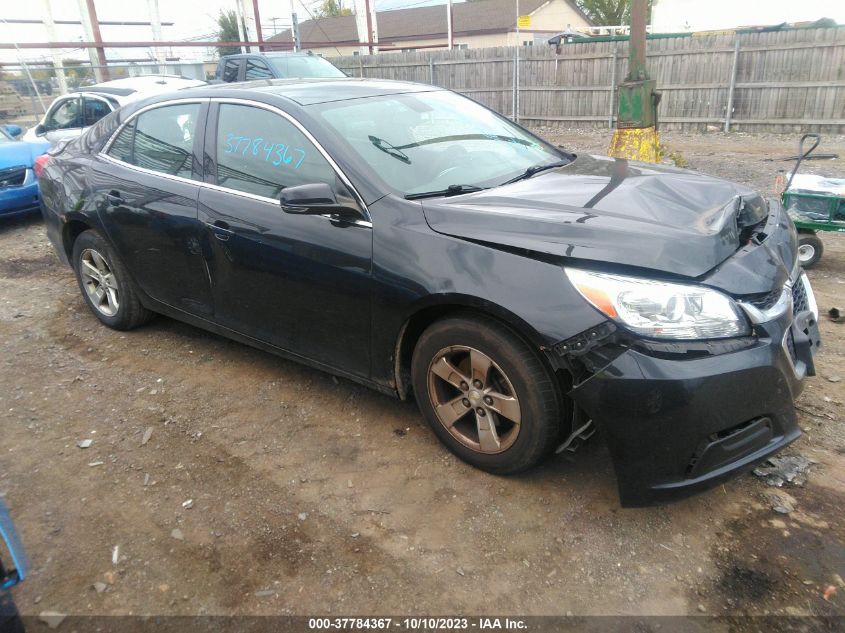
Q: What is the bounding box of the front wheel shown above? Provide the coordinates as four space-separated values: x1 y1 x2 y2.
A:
411 315 564 474
797 232 823 268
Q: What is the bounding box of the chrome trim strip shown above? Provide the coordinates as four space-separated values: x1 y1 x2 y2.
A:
781 328 806 380
799 273 819 321
98 96 372 226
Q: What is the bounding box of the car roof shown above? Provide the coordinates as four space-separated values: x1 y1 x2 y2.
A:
221 52 317 59
153 77 439 107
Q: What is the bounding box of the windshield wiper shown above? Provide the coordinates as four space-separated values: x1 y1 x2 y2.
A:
405 184 486 200
369 135 411 164
499 159 571 186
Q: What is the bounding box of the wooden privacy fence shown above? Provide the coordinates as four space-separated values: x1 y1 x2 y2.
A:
333 27 845 133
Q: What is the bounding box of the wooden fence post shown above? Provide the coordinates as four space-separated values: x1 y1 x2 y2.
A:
724 36 741 132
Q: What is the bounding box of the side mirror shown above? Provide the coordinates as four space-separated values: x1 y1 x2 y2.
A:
280 183 359 218
34 124 46 136
3 124 22 138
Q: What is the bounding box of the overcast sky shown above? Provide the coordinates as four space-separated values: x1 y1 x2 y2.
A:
1 0 843 64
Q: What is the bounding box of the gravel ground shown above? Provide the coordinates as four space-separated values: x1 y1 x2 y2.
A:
1 130 844 620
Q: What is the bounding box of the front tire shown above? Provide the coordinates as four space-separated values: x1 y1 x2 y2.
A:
411 314 563 474
72 230 154 330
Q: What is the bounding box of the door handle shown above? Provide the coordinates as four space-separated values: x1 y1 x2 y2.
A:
205 220 233 242
106 190 123 206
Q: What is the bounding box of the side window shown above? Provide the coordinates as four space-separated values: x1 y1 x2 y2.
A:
106 120 135 163
82 97 111 127
245 58 273 80
215 104 335 199
45 98 81 130
108 103 201 179
222 60 240 82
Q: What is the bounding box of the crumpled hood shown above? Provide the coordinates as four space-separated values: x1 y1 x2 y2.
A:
0 139 50 170
421 154 760 278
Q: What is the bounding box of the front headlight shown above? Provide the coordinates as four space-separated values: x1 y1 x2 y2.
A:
565 268 751 340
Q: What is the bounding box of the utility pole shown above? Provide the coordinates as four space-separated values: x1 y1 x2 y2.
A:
146 0 166 69
76 0 108 82
446 0 453 50
607 0 660 162
250 0 264 51
42 0 69 94
290 0 301 52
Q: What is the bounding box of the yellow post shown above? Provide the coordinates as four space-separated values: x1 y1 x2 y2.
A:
608 126 661 163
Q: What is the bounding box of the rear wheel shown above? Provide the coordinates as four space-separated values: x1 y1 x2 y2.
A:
797 232 823 268
411 315 563 474
72 230 154 330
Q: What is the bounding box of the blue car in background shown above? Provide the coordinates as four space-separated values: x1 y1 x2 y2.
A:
1 124 51 219
0 501 27 632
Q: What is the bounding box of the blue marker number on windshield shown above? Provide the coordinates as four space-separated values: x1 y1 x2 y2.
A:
224 133 306 169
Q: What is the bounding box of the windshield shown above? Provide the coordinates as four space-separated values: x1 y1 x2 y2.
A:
314 90 565 196
267 56 345 78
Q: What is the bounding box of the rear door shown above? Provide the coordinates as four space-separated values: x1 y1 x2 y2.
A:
197 101 373 377
94 100 214 316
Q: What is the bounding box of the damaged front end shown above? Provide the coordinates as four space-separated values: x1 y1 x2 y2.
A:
547 197 821 507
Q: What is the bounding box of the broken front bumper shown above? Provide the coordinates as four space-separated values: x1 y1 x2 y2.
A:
566 273 820 507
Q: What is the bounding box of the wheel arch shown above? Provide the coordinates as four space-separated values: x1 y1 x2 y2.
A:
393 295 557 401
62 215 98 264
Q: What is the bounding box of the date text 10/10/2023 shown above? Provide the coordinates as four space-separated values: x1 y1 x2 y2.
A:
224 134 307 169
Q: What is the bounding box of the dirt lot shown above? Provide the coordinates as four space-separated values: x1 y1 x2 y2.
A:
1 130 844 620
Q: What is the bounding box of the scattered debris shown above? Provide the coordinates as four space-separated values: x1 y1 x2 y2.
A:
350 532 360 538
829 307 842 323
697 604 706 613
171 528 184 541
753 455 816 487
77 439 93 449
141 426 154 446
456 568 465 576
823 585 838 601
298 512 308 521
93 581 107 593
38 612 67 629
255 589 275 597
763 490 795 514
143 473 151 486
111 545 119 565
182 499 193 509
87 461 104 467
828 375 842 383
393 428 407 437
347 479 353 488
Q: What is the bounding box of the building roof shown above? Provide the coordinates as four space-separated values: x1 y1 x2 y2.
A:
269 0 591 47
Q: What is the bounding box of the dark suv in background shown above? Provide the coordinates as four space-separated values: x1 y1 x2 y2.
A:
215 52 346 82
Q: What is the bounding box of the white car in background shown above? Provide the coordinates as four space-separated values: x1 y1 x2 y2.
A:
22 75 206 146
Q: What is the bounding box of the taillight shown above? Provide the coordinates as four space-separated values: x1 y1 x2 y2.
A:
33 153 51 178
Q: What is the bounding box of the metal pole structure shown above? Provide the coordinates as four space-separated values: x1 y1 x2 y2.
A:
76 0 103 82
365 0 374 54
289 0 301 52
252 0 265 51
607 46 617 128
724 35 740 133
512 46 517 121
42 0 69 95
429 56 434 84
146 0 166 69
446 0 453 50
84 0 110 81
607 0 660 162
234 0 246 53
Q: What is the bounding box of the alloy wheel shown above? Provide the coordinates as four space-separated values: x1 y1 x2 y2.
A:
80 248 120 317
427 345 522 454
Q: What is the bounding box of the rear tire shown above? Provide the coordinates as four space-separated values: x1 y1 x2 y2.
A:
72 230 154 330
411 314 563 474
797 233 823 268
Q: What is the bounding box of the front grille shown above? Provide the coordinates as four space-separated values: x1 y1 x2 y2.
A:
746 287 782 311
0 165 27 188
792 278 809 314
786 329 798 363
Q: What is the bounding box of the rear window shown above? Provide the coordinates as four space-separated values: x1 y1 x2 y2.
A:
107 103 201 179
245 58 273 80
222 59 240 82
267 56 345 78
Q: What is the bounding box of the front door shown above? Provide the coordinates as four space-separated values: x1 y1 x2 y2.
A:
198 102 373 377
